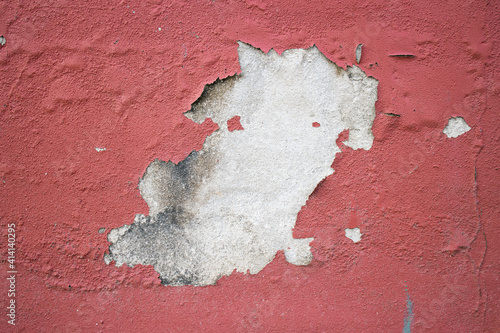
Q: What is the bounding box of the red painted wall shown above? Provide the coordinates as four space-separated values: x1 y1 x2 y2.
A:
1 0 499 331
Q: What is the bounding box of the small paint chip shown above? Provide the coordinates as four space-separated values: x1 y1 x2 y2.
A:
0 36 5 46
355 44 363 64
95 147 106 152
98 228 106 234
345 228 362 243
312 122 321 128
443 116 471 138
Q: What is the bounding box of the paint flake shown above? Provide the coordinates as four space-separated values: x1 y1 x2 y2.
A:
355 44 363 64
105 42 378 286
443 116 471 138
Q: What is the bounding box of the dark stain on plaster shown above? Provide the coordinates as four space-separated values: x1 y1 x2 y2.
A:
107 207 203 286
139 149 218 213
106 77 234 286
105 71 243 286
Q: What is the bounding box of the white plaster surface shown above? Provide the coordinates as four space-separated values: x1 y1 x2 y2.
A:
105 42 378 285
443 117 471 138
345 228 363 243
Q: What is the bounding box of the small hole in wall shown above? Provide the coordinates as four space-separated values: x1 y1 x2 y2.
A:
312 122 321 128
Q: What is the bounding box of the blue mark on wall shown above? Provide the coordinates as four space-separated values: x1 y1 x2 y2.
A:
403 288 414 333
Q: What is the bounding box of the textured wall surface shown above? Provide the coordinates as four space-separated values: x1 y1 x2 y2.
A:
0 0 499 332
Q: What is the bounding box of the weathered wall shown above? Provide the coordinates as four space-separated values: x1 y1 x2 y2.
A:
0 0 499 332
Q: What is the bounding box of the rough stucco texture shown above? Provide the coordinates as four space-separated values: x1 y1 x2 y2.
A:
0 0 498 332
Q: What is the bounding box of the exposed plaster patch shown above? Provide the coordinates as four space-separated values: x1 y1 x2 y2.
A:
105 42 378 286
0 36 5 46
95 147 106 152
345 228 362 243
443 116 471 138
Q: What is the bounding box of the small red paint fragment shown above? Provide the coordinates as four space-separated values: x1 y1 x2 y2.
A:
227 115 244 132
200 117 219 135
335 129 350 150
312 122 321 127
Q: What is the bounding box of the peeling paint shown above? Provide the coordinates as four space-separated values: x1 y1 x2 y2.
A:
105 42 378 286
443 116 471 138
